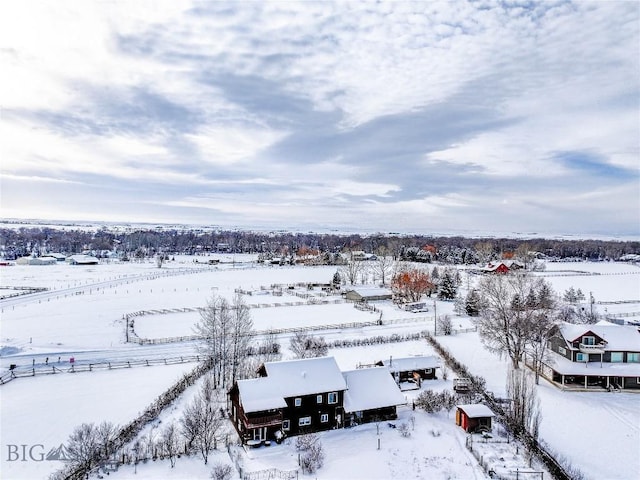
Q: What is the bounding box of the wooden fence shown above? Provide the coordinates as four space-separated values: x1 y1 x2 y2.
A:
0 355 202 386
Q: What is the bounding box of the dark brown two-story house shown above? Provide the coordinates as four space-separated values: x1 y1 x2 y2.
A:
229 357 347 444
546 321 640 390
229 356 410 445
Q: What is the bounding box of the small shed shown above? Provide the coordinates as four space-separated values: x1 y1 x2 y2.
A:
377 356 441 387
344 287 393 302
455 404 495 433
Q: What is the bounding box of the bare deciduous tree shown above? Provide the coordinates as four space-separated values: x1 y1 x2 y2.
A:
95 420 118 458
161 422 180 468
181 390 225 465
437 315 453 335
340 260 364 285
194 293 254 389
65 423 99 472
371 247 395 286
506 367 542 440
229 293 253 386
476 273 555 369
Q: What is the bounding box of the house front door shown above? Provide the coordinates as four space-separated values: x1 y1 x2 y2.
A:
252 427 266 442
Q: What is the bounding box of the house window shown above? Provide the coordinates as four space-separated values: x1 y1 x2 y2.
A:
294 398 302 407
282 420 290 431
582 336 595 346
317 395 323 404
328 392 338 404
611 352 623 363
299 416 311 427
576 353 586 362
320 414 329 423
558 346 566 355
628 353 640 363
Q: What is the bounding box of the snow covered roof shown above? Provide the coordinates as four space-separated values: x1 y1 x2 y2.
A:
15 256 57 265
262 356 347 398
41 253 66 260
67 254 99 264
238 357 348 413
457 404 495 418
342 367 406 413
381 356 441 373
236 378 287 413
559 321 640 352
345 286 392 297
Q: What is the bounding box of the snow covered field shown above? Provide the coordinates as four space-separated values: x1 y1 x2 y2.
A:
1 259 638 479
0 362 197 479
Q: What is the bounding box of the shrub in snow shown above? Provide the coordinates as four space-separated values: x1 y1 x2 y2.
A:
397 422 411 438
296 434 325 474
211 463 233 480
295 432 319 452
415 390 443 413
290 331 328 358
415 390 458 414
437 314 453 335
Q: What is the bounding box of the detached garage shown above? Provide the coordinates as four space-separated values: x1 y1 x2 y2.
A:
455 404 495 433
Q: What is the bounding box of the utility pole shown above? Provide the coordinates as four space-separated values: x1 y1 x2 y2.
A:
434 299 437 335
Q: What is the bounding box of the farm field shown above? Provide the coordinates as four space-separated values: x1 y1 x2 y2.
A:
0 259 638 479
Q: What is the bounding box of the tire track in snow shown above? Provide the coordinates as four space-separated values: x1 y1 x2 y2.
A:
601 401 640 434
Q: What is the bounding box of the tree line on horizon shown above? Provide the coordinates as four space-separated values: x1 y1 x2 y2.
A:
0 226 637 262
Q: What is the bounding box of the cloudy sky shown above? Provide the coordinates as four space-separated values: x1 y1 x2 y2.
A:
1 1 639 237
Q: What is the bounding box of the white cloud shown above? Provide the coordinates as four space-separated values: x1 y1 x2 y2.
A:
185 125 288 165
1 1 638 236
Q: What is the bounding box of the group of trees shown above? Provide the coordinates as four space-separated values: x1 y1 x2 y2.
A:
180 375 226 465
390 269 435 302
3 224 637 261
61 421 119 474
194 293 254 389
475 273 557 384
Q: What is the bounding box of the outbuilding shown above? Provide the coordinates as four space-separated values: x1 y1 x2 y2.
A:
342 366 406 427
344 286 393 302
376 355 441 388
455 404 495 433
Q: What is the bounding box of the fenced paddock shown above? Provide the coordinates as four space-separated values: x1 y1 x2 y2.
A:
0 355 202 386
465 435 546 480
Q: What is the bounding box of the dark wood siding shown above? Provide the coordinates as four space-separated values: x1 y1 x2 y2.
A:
282 390 344 436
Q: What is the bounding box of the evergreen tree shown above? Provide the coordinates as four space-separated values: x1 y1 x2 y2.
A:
465 289 481 316
437 270 458 300
331 270 342 290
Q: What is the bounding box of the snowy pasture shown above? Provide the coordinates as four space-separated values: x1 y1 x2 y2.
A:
0 260 638 479
0 362 197 479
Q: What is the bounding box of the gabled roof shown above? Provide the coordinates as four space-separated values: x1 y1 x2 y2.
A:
344 286 392 298
558 321 640 352
342 367 406 413
457 404 495 418
67 254 99 264
237 378 288 413
380 355 441 373
261 356 347 398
